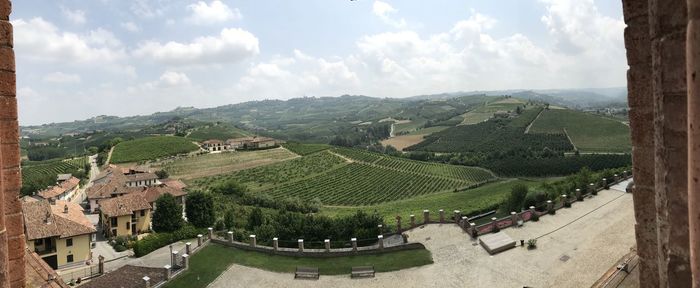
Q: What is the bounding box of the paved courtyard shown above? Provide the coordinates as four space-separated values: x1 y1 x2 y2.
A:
209 181 636 288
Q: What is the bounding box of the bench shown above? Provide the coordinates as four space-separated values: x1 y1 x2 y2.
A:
351 266 375 278
294 266 319 280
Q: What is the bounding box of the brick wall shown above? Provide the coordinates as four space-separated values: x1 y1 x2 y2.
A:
0 0 25 287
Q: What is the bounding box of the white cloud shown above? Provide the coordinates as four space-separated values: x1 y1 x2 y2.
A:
372 1 406 28
61 7 86 25
43 72 82 84
159 71 191 86
187 1 241 25
130 0 164 18
121 22 140 32
12 18 126 63
133 28 259 65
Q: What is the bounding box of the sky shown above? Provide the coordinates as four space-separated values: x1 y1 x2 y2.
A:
13 0 626 125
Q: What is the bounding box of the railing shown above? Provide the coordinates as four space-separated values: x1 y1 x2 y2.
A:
35 247 57 255
58 264 101 285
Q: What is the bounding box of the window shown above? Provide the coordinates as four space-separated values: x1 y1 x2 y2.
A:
66 254 73 263
140 210 145 217
34 239 43 246
111 229 117 236
110 218 117 226
66 238 73 247
125 222 130 230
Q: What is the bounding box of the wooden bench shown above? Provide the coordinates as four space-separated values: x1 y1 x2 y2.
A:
294 266 319 280
351 266 375 278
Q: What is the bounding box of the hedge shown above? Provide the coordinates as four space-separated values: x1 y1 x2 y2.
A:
132 225 206 257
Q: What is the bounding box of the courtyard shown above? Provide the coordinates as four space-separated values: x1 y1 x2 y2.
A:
206 180 635 288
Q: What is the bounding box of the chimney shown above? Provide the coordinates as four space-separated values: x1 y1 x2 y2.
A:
49 197 56 205
44 211 51 225
63 204 68 214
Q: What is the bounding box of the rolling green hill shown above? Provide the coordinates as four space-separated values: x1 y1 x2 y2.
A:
186 123 251 141
111 136 200 163
528 109 631 152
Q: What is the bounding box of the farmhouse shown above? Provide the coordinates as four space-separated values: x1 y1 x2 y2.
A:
37 176 80 202
226 136 279 150
87 165 181 213
124 172 159 187
99 193 152 238
22 198 96 270
202 139 226 152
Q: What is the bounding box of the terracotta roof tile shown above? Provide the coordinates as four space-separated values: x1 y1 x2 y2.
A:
24 248 69 288
160 178 187 190
140 185 187 203
37 177 79 199
80 265 166 288
22 200 96 240
125 172 158 182
99 193 151 217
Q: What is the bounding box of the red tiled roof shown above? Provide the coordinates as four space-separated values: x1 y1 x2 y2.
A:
37 177 79 199
99 193 151 217
160 178 187 190
80 265 166 288
139 185 187 203
22 200 95 240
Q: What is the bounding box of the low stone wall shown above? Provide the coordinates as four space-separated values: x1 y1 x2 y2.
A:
210 238 426 258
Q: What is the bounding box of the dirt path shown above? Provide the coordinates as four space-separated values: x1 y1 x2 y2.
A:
105 146 114 165
524 108 545 134
563 128 578 151
327 150 354 163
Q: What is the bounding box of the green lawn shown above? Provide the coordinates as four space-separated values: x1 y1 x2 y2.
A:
164 244 433 288
321 178 545 223
528 109 631 153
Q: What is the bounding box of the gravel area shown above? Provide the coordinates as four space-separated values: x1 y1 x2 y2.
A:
209 183 635 288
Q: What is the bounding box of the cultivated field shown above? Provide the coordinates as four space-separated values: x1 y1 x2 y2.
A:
157 148 298 180
381 135 426 151
186 124 250 141
192 150 344 190
528 109 631 152
459 97 526 125
281 142 331 156
21 157 88 194
110 136 200 163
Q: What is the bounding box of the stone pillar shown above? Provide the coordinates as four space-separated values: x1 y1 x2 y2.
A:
561 195 568 207
197 234 203 247
377 224 383 234
395 215 402 233
453 210 460 223
324 239 330 252
614 174 620 183
272 237 279 251
98 255 105 275
298 239 304 253
588 183 595 194
623 0 659 284
378 235 384 250
171 251 179 267
227 231 233 243
0 6 27 285
351 238 357 252
410 214 416 228
529 206 536 215
689 0 700 282
491 217 498 232
423 209 430 224
439 209 445 223
185 242 191 255
182 254 189 269
208 227 213 239
510 212 517 227
460 216 468 230
601 178 607 188
164 265 171 280
469 223 477 237
143 276 151 288
249 235 256 247
546 201 553 211
575 189 582 200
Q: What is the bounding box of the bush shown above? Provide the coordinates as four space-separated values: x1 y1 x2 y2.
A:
548 207 556 215
113 244 127 252
152 194 184 233
527 239 538 250
132 225 205 257
185 192 215 228
530 212 540 222
214 219 225 231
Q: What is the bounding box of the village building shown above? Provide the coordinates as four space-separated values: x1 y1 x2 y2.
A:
22 198 96 270
124 172 159 187
202 139 225 152
37 176 80 202
226 136 279 150
99 193 152 238
140 185 187 212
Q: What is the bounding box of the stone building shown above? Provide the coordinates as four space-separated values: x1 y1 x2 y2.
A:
622 0 700 286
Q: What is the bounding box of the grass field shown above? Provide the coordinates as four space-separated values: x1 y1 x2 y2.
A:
110 136 200 163
157 148 298 180
282 142 331 156
381 135 426 151
321 179 544 223
459 97 525 125
528 109 631 152
164 244 433 288
186 124 250 141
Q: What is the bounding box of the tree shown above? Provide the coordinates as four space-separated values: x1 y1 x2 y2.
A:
155 170 169 179
247 207 264 231
502 184 529 213
185 192 215 228
152 194 184 232
224 208 237 230
212 179 248 197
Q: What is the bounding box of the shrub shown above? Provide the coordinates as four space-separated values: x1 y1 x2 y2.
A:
185 191 215 228
548 207 556 215
132 225 204 257
214 219 225 231
152 194 184 232
527 239 538 250
530 212 540 222
113 244 127 252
